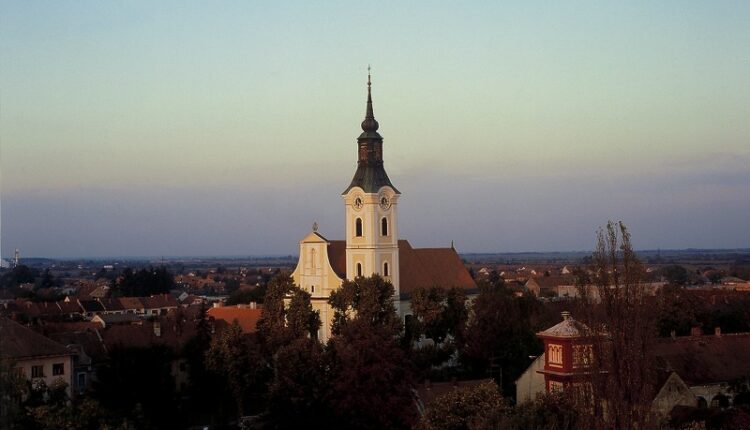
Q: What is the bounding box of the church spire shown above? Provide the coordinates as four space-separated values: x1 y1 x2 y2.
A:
361 66 380 134
344 67 399 195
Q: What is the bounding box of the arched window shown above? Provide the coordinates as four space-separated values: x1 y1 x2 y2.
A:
311 285 315 293
381 217 388 236
355 218 363 237
356 263 363 277
383 262 389 277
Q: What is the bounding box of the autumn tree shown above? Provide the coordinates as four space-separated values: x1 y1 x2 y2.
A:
575 221 658 430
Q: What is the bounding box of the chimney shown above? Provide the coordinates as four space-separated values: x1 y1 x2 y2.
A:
153 321 161 337
212 302 220 308
715 327 721 337
690 326 702 337
250 301 257 309
561 311 571 321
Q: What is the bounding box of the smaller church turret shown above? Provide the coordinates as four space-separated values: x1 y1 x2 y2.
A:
537 311 594 393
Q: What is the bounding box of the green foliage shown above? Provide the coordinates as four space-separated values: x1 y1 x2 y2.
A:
91 344 177 429
329 274 401 336
205 320 263 417
661 265 689 286
257 274 320 356
460 282 542 396
502 393 579 430
410 286 468 346
0 265 38 289
287 288 321 339
655 284 709 336
327 318 417 430
225 286 265 305
267 337 329 427
326 274 416 429
417 380 507 430
115 266 174 297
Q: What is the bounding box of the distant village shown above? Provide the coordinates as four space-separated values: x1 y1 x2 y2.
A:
2 248 750 429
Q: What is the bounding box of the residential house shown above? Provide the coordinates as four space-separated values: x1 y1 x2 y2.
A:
0 317 74 396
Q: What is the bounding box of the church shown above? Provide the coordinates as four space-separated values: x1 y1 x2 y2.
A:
290 73 476 342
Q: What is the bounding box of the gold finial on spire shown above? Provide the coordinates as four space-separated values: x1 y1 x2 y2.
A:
312 221 318 232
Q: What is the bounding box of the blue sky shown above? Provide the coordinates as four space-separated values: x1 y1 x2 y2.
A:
1 1 749 257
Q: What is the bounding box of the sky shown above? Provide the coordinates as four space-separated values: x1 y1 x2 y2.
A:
1 1 749 258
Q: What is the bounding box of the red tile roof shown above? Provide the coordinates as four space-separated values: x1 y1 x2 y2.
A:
98 298 125 311
653 333 750 386
325 239 476 298
207 306 263 333
140 294 179 310
118 297 144 311
0 317 73 360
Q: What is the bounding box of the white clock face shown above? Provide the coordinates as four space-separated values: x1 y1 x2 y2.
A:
379 195 390 210
353 196 364 211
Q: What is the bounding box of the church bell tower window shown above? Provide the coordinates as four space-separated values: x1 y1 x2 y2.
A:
381 217 388 236
355 218 363 237
356 263 363 277
383 262 389 277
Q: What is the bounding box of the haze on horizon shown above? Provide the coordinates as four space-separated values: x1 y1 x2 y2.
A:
1 1 749 258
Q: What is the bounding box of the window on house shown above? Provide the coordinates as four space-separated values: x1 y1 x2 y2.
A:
31 365 44 378
355 218 363 237
52 363 64 376
383 262 389 277
357 263 363 277
381 217 388 236
311 285 315 293
548 344 563 367
77 373 87 394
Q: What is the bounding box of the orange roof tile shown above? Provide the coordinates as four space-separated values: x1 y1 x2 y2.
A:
325 239 476 297
207 306 263 333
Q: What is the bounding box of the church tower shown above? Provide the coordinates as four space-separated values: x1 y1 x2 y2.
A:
342 71 400 297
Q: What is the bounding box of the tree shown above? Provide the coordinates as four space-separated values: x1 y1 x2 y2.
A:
661 265 688 286
91 344 177 429
0 265 37 289
256 274 320 357
329 274 401 336
327 318 417 429
460 282 541 396
326 275 417 429
501 392 579 430
267 337 329 427
205 321 261 418
575 221 658 430
411 286 468 346
655 284 710 336
116 266 174 297
417 380 507 430
181 302 230 425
